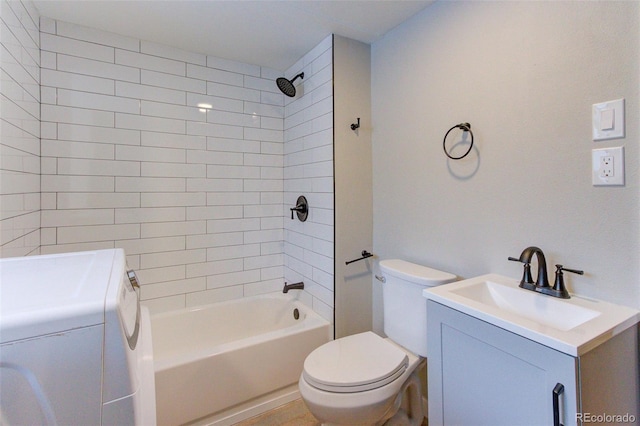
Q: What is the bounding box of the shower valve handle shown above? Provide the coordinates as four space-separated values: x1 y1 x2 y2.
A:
289 196 309 222
290 204 307 219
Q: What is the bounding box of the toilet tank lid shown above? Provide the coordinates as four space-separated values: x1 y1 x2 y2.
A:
379 259 456 287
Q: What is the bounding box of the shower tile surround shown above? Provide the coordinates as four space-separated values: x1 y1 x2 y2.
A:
283 37 334 322
2 9 334 320
0 0 41 258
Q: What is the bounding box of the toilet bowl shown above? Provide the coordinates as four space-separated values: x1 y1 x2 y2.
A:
299 259 456 426
299 332 424 425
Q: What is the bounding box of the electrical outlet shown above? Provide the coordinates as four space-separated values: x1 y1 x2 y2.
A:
600 155 613 178
592 147 624 186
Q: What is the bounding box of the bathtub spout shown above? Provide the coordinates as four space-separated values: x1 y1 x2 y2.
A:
283 281 304 293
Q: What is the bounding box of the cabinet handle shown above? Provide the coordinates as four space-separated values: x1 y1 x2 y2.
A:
553 383 564 426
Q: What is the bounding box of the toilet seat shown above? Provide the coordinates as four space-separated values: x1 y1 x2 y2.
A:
302 331 408 393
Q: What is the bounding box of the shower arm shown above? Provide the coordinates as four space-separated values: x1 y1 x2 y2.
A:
290 72 304 83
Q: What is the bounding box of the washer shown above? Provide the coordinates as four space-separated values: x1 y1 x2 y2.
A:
0 249 156 425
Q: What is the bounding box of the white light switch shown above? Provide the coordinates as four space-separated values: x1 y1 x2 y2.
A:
592 146 624 186
599 108 614 131
593 99 624 140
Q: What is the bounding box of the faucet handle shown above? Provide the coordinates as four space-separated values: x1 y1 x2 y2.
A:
555 265 584 276
552 264 584 299
508 256 535 288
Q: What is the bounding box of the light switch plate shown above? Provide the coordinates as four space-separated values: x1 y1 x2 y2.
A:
592 146 624 186
592 99 624 140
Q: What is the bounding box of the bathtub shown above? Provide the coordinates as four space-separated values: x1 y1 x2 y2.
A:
151 293 331 426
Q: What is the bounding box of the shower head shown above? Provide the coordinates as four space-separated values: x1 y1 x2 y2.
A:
276 72 304 97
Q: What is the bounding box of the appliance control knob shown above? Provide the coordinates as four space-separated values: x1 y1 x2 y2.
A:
127 269 140 289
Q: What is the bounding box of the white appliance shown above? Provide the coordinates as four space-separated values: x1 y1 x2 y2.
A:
0 249 156 425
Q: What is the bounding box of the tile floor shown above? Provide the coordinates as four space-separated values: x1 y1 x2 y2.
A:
234 398 428 425
234 399 320 426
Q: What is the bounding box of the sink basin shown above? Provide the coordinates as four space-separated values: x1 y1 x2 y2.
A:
450 280 599 331
424 274 639 356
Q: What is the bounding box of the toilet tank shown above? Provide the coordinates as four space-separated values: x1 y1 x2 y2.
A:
380 259 456 357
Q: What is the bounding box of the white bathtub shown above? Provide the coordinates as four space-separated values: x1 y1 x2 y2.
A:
151 293 331 426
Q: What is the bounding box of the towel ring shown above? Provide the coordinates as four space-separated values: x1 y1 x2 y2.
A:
443 123 473 160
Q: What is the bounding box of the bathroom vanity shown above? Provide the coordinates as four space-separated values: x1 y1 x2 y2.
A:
424 274 639 426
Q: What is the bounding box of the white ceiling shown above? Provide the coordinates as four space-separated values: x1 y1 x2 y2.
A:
32 0 434 71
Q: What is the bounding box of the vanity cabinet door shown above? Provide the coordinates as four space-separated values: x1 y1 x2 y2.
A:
427 300 579 426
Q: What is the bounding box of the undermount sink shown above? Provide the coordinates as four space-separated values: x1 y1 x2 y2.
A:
424 274 640 356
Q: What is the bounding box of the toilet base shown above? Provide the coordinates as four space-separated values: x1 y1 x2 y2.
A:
383 377 426 425
385 371 425 426
300 361 425 426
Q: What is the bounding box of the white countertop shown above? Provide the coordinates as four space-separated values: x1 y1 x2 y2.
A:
424 273 640 356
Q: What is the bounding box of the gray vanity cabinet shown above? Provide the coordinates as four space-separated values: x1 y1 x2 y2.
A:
427 300 639 426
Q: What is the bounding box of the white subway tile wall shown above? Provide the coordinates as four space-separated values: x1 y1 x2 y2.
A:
0 0 41 257
38 18 335 320
283 35 334 323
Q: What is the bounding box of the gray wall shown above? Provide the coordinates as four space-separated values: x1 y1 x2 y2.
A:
371 1 639 331
334 35 373 338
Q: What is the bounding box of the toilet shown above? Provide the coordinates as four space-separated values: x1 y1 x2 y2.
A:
298 259 456 426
